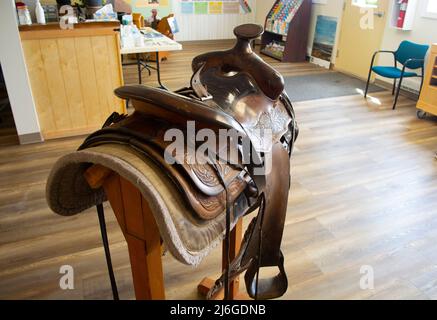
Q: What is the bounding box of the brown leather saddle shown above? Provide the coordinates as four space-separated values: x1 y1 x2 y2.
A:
76 24 298 299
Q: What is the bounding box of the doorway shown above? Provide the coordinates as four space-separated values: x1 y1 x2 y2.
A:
335 0 389 79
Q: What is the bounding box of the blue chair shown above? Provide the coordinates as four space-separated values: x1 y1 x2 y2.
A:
364 41 429 110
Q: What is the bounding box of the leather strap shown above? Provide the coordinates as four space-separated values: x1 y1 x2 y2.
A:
207 143 290 300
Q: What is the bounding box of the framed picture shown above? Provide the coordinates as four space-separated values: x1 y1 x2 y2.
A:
311 15 338 68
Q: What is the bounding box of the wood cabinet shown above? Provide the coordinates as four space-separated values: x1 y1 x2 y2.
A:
417 44 437 116
19 22 125 140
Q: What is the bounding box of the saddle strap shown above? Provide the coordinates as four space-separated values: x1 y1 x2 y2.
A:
208 143 290 300
210 159 233 300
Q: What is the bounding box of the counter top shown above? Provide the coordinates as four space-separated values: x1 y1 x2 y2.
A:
19 21 120 40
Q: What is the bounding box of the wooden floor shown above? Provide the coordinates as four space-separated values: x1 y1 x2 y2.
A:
1 40 437 300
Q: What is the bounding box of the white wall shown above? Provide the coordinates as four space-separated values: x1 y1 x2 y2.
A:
0 0 41 143
255 0 275 25
378 0 437 91
172 0 256 41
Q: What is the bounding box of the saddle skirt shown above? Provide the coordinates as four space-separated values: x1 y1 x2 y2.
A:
46 24 298 300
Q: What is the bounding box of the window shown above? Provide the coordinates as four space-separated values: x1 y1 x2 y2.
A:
423 0 437 19
352 0 379 9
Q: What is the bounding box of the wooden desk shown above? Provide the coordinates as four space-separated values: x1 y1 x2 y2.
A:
19 22 125 140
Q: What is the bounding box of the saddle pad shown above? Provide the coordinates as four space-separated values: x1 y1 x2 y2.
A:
46 144 241 266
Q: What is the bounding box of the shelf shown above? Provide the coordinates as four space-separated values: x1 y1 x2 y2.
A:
264 30 287 38
261 0 311 62
260 49 284 61
265 0 303 35
391 26 409 30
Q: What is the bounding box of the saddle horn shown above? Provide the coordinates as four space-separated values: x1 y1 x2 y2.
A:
192 24 285 101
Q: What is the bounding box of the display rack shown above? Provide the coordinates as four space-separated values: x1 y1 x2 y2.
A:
260 0 312 62
390 0 418 31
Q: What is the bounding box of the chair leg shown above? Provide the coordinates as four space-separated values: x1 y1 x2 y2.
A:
392 79 397 95
364 68 373 98
393 76 404 110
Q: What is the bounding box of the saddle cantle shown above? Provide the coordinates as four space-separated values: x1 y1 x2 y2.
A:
46 24 298 300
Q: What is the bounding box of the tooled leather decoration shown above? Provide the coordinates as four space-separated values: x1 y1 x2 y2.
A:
78 24 298 300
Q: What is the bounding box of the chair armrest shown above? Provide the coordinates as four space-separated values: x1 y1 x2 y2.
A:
372 50 396 59
375 50 396 55
403 58 425 70
370 51 396 69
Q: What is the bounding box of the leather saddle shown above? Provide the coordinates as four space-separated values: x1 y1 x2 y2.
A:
47 24 298 300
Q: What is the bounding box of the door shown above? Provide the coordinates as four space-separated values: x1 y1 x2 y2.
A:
335 0 389 79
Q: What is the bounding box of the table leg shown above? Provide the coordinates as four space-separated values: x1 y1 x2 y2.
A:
155 52 168 91
136 53 142 85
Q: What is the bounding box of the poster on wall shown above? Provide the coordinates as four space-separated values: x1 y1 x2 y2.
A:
209 2 223 14
180 1 194 14
311 15 338 68
194 1 208 14
178 0 251 15
136 0 169 7
223 2 240 14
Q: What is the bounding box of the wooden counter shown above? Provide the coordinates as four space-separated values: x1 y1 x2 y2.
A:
19 22 125 140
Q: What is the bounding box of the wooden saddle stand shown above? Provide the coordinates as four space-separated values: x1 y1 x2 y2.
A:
84 164 250 300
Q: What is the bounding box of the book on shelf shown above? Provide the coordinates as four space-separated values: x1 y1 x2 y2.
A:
265 0 304 36
262 41 286 59
261 0 311 62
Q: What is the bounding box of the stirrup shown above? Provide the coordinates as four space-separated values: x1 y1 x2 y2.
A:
244 251 288 300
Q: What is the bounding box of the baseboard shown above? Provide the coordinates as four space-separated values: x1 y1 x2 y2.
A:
331 66 420 100
374 79 420 100
18 132 44 144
